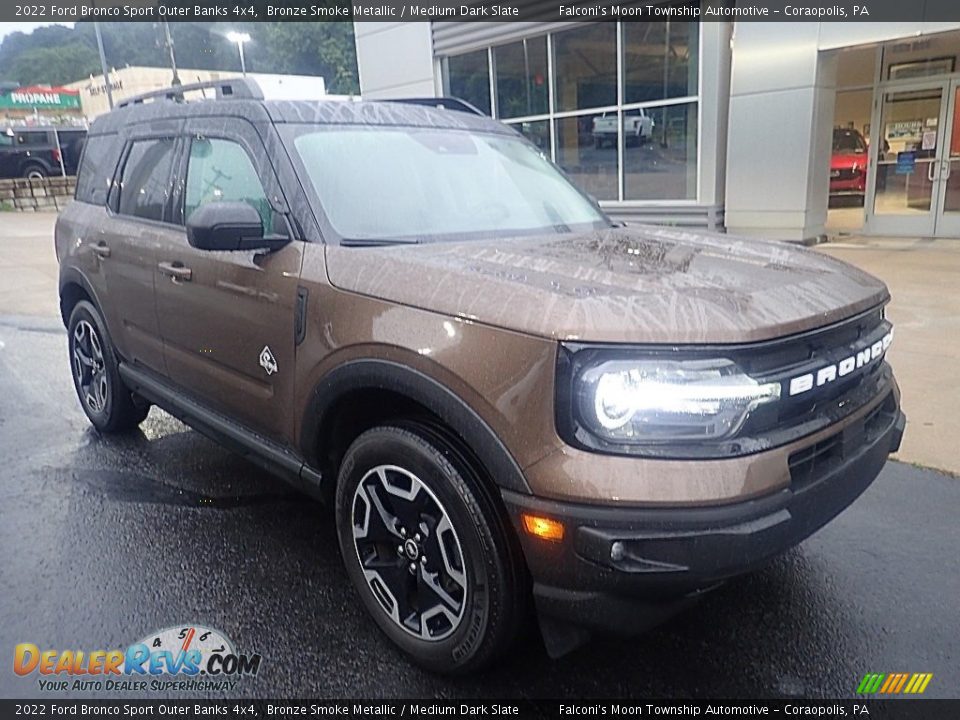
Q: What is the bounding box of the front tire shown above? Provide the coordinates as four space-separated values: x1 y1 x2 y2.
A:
67 300 148 433
335 424 525 674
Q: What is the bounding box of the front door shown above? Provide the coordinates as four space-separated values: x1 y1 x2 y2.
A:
932 79 960 237
864 78 960 238
865 81 948 237
153 118 303 444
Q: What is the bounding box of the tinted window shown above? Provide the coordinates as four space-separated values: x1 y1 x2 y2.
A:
16 131 48 146
117 138 176 221
183 138 271 229
75 135 113 204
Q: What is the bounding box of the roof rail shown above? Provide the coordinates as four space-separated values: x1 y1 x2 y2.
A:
382 97 486 117
116 77 263 109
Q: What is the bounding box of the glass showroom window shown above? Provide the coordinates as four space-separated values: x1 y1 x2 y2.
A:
444 49 491 115
552 24 617 112
623 21 699 104
623 102 698 200
442 21 701 203
494 37 548 119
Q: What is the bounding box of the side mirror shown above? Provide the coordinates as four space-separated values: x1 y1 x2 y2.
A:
186 202 288 252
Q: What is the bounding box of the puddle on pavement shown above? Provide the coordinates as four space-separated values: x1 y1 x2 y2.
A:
69 468 300 509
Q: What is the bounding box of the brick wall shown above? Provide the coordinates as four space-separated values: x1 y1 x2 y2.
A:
0 176 76 212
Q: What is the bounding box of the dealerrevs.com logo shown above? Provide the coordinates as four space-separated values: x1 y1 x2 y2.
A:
14 625 262 693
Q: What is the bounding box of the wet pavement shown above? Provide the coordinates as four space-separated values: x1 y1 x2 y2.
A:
1 313 958 700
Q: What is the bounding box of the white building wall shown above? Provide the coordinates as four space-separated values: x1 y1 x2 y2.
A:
354 22 437 99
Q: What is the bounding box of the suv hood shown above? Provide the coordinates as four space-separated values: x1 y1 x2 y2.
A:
324 226 888 344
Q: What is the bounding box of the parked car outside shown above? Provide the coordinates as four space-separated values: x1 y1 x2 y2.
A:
592 109 654 148
56 79 904 674
0 126 87 180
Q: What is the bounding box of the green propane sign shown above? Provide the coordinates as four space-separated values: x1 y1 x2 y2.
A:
0 87 81 110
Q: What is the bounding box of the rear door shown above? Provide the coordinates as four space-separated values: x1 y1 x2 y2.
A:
97 124 184 372
153 117 303 443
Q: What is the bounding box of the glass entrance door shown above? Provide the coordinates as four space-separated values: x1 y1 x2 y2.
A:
932 79 960 237
865 83 947 237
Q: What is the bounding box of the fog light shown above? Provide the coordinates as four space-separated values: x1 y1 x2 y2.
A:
521 513 565 542
610 541 625 562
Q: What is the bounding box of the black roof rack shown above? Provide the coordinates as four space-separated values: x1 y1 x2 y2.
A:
381 97 486 117
116 77 263 109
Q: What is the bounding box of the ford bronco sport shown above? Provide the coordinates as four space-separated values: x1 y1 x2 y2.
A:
56 79 904 674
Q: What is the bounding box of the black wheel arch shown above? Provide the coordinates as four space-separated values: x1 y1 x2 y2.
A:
59 267 103 329
301 359 533 499
20 158 51 176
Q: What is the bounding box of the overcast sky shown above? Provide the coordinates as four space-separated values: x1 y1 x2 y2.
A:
0 22 74 42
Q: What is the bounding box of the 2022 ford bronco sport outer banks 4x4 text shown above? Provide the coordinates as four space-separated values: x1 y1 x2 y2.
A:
56 79 904 674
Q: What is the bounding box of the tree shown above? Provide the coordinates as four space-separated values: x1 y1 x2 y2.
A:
7 44 101 86
0 21 360 93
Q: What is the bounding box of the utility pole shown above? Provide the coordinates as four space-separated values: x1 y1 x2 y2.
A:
161 21 182 87
93 22 114 109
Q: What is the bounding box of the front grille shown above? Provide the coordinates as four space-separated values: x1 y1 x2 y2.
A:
730 307 893 451
789 391 897 487
832 168 861 181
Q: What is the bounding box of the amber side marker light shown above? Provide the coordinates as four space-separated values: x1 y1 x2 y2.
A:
521 513 565 542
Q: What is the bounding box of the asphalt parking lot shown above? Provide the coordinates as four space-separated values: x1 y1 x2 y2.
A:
1 313 958 700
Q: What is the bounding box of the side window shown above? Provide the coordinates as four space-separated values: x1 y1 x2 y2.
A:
117 138 177 221
16 132 46 146
75 135 114 205
184 138 272 229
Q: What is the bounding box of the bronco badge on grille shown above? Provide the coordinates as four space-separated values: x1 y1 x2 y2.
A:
787 329 894 397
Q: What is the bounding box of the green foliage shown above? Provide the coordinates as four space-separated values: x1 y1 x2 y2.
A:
6 43 101 86
0 22 359 94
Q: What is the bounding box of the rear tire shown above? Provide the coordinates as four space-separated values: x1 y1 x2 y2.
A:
22 162 47 181
67 300 149 433
335 423 525 674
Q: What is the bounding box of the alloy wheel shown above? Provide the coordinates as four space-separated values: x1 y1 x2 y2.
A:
351 464 468 641
72 319 109 414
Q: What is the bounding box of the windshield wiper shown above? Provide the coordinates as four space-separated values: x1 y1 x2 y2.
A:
340 238 422 247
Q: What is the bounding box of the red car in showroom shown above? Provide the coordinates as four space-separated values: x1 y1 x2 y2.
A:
830 127 868 203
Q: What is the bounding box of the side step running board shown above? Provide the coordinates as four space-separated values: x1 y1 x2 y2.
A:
118 363 323 498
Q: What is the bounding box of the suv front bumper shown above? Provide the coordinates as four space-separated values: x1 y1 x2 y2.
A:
501 399 905 636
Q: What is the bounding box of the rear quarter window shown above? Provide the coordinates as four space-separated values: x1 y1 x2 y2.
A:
75 135 118 205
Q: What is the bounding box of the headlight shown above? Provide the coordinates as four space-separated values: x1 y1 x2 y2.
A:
574 358 780 445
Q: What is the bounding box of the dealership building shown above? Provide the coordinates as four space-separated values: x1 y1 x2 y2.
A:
354 20 960 240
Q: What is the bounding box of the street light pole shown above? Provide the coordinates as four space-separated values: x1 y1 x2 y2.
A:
93 22 114 109
161 21 182 87
226 32 251 77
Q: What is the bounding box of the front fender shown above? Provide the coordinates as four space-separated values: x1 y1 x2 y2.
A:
300 358 533 496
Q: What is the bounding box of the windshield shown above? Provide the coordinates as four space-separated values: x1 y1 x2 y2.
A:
833 129 866 154
285 125 610 243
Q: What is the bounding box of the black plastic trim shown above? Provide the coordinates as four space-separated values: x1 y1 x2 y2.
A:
300 359 532 495
502 405 904 634
58 267 103 328
118 363 323 498
294 286 308 346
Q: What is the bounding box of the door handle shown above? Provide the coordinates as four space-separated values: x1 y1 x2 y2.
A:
158 261 192 282
91 242 111 258
943 160 952 180
928 161 938 182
